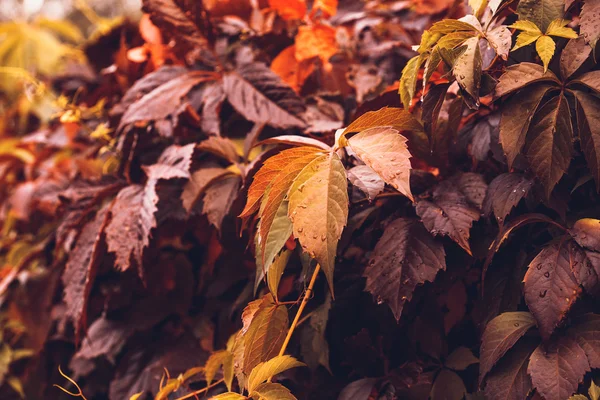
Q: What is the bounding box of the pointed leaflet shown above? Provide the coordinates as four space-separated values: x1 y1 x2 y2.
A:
445 347 479 371
181 167 231 212
573 91 600 190
202 175 241 231
266 249 291 300
348 127 413 201
259 135 331 151
570 71 600 93
295 23 338 64
524 240 581 341
483 173 534 223
197 137 241 165
399 55 424 109
454 36 482 109
580 0 600 47
62 204 111 338
251 382 297 400
415 174 486 254
347 165 385 201
241 294 289 376
142 0 207 51
105 144 194 272
204 350 234 387
247 355 305 392
209 394 246 400
495 63 559 98
516 0 565 31
486 26 512 60
344 107 423 135
525 94 573 198
117 71 213 136
288 151 348 292
499 84 554 168
536 35 556 72
223 62 306 129
569 314 600 368
560 37 592 80
479 312 537 384
528 336 590 400
483 339 537 400
430 369 466 400
364 218 446 321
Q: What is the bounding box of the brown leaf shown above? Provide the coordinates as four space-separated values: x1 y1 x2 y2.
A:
570 218 600 252
202 174 241 231
347 165 385 201
259 135 331 150
197 136 241 165
560 37 592 80
483 173 534 224
268 0 306 20
181 167 231 212
348 127 413 201
486 25 512 60
483 339 536 400
430 369 466 400
581 0 600 48
528 335 590 400
523 240 581 341
62 203 111 339
499 84 553 168
573 91 600 190
494 63 559 98
364 218 446 320
223 62 306 129
106 144 194 272
525 94 573 198
479 312 537 384
569 313 600 368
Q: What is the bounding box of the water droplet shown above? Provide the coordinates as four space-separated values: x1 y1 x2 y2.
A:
544 271 550 278
537 264 542 270
320 234 326 242
539 290 547 298
298 227 303 233
514 323 520 327
313 233 318 239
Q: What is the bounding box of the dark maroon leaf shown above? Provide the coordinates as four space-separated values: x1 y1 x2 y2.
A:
338 378 378 400
523 240 581 341
201 174 241 231
483 339 537 400
569 313 600 368
494 63 559 98
222 62 307 129
479 312 537 384
573 91 600 190
528 335 590 400
560 37 592 80
364 218 446 321
570 218 600 252
483 173 533 224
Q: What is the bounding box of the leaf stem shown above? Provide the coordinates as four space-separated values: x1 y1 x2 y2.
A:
278 263 321 358
173 378 224 400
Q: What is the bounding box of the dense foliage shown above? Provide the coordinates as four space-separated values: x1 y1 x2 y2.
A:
2 0 600 399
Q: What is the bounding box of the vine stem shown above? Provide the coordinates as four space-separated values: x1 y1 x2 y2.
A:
278 263 321 358
174 378 224 400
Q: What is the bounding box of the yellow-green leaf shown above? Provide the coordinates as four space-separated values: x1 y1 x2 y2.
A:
248 355 305 393
399 55 424 109
251 382 297 400
469 0 488 18
267 249 291 301
348 127 413 201
546 19 578 39
510 20 543 33
512 31 542 51
205 350 234 386
536 35 556 72
453 36 482 109
429 19 480 34
209 393 247 399
287 151 349 293
590 380 600 400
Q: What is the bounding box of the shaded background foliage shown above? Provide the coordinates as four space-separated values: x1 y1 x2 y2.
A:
1 0 600 399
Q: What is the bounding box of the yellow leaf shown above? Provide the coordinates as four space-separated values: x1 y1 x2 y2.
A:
129 393 144 400
510 20 543 33
34 17 83 43
248 355 305 393
348 127 413 201
267 249 291 301
399 55 424 109
536 35 556 72
546 19 579 38
205 350 233 386
429 19 480 34
312 0 338 17
512 31 542 51
209 393 247 399
251 382 298 400
287 151 349 293
590 380 600 400
469 0 488 17
344 107 422 135
182 366 204 382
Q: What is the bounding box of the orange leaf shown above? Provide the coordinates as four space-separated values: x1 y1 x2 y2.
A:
295 24 338 63
312 0 338 18
270 45 315 92
268 0 307 20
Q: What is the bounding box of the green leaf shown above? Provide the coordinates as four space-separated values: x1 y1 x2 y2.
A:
347 126 413 201
536 35 556 72
399 55 424 109
247 355 305 393
287 151 349 293
251 382 297 400
453 36 482 109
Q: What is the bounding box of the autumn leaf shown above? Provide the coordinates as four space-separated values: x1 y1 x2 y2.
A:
528 335 590 400
430 369 466 400
483 339 537 400
266 249 290 300
247 355 305 392
536 35 556 71
197 137 241 165
581 0 600 47
344 107 423 136
223 62 307 129
347 165 385 201
523 240 581 341
181 167 231 212
494 62 560 98
399 55 425 109
209 393 246 400
295 23 338 65
268 0 306 20
479 312 537 384
202 174 241 231
312 0 338 17
560 37 592 80
516 0 565 31
570 218 600 251
251 382 297 400
453 36 482 109
364 218 446 320
205 350 234 389
573 91 600 190
483 173 534 224
347 127 413 201
288 151 349 292
569 314 600 368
